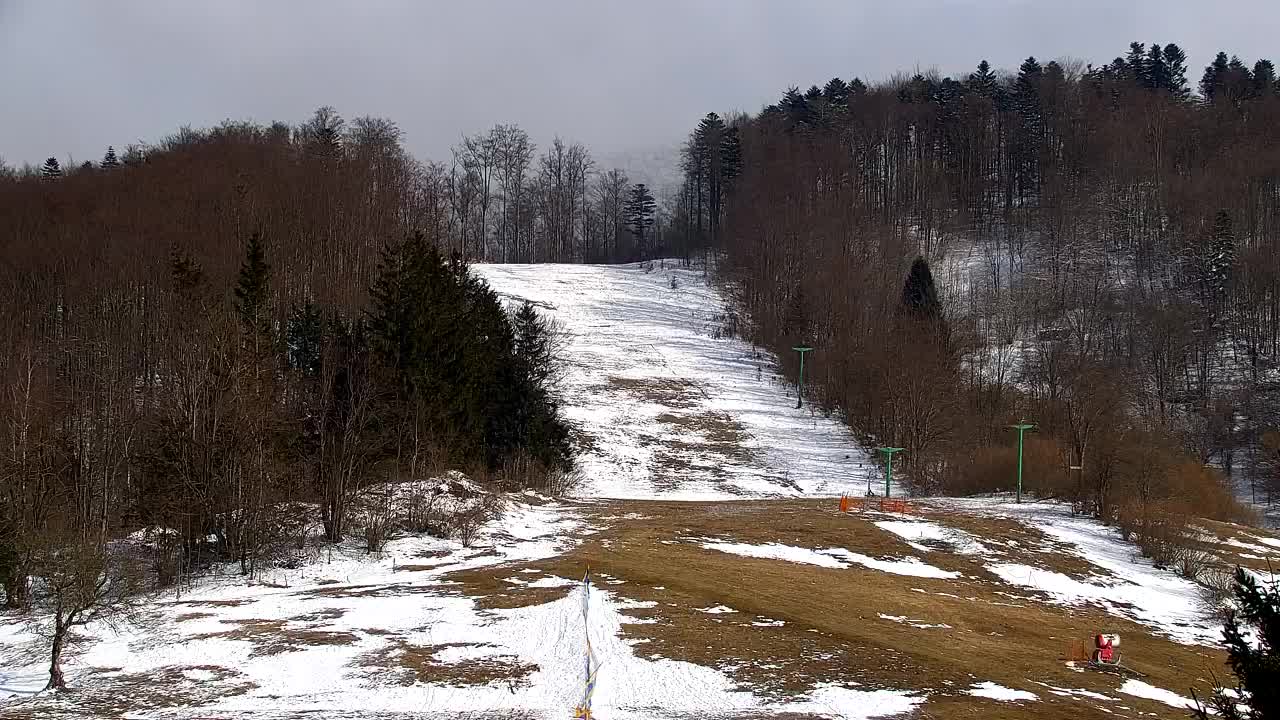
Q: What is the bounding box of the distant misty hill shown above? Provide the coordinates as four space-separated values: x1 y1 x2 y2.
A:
597 144 682 197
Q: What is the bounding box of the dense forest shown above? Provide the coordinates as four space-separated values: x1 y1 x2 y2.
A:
672 44 1280 537
0 112 585 630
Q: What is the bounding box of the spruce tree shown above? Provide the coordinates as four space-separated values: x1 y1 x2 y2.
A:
1162 43 1191 98
901 256 943 322
233 233 272 336
1209 210 1236 302
1144 43 1170 91
1193 567 1280 719
1253 60 1277 98
780 86 811 127
847 77 868 99
510 301 572 470
624 184 657 258
286 301 324 376
41 157 61 179
967 60 999 95
1125 42 1148 85
720 125 742 185
1014 57 1044 117
822 77 849 107
101 146 119 169
1201 52 1231 100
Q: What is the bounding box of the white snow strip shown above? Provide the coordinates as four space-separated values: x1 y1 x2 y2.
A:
701 540 958 579
875 520 990 555
967 681 1038 702
878 614 951 629
1119 679 1197 709
697 605 737 614
701 541 846 569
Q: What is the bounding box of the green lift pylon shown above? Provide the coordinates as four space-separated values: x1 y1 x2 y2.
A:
876 447 905 498
792 346 813 409
1008 422 1036 503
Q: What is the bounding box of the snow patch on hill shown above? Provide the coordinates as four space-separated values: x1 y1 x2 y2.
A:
474 262 881 500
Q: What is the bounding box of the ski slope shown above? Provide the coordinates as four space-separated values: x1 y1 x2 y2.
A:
474 262 883 499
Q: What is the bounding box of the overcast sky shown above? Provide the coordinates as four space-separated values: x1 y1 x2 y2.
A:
2 1 1277 168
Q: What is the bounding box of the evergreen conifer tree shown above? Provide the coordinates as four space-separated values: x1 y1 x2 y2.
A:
1252 60 1277 98
286 301 324 376
1193 567 1280 719
624 184 657 258
1125 42 1148 85
1209 210 1237 301
1014 57 1044 116
901 256 943 322
1144 43 1170 91
967 60 999 95
101 146 119 169
720 126 742 184
822 77 849 107
1201 52 1231 100
233 233 272 337
1162 44 1191 98
41 157 61 179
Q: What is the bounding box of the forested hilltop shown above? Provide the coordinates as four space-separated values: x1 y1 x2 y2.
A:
0 113 581 621
672 44 1280 527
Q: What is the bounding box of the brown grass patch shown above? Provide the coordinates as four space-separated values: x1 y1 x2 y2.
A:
607 375 703 409
192 618 358 657
172 598 250 608
358 640 537 688
173 611 215 622
0 664 255 718
290 607 347 623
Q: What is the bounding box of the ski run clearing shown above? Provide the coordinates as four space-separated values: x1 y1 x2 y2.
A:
1 262 1275 719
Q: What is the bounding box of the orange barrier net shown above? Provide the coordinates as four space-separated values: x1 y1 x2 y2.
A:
838 495 914 514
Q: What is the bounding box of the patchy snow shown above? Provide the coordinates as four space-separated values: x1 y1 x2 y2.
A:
526 576 579 588
821 548 959 579
933 498 1221 645
474 262 882 500
1034 682 1114 701
700 540 958 579
1119 679 1197 709
701 540 847 569
878 614 951 629
967 681 1038 702
697 605 737 614
875 520 989 555
1246 533 1280 550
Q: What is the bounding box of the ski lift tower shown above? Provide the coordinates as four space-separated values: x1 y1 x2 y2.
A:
876 447 905 498
792 345 813 409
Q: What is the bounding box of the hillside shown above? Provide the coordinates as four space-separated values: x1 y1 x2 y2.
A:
0 263 1273 720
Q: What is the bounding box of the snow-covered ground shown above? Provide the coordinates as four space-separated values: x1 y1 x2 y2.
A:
931 498 1222 646
474 262 883 500
0 498 923 720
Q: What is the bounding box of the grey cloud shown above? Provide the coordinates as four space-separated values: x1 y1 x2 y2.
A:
2 0 1277 167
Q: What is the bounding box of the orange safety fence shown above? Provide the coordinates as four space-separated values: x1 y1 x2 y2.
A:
838 495 914 514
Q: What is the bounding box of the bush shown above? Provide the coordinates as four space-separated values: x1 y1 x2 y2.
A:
450 494 500 549
950 436 1071 497
1198 567 1236 619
